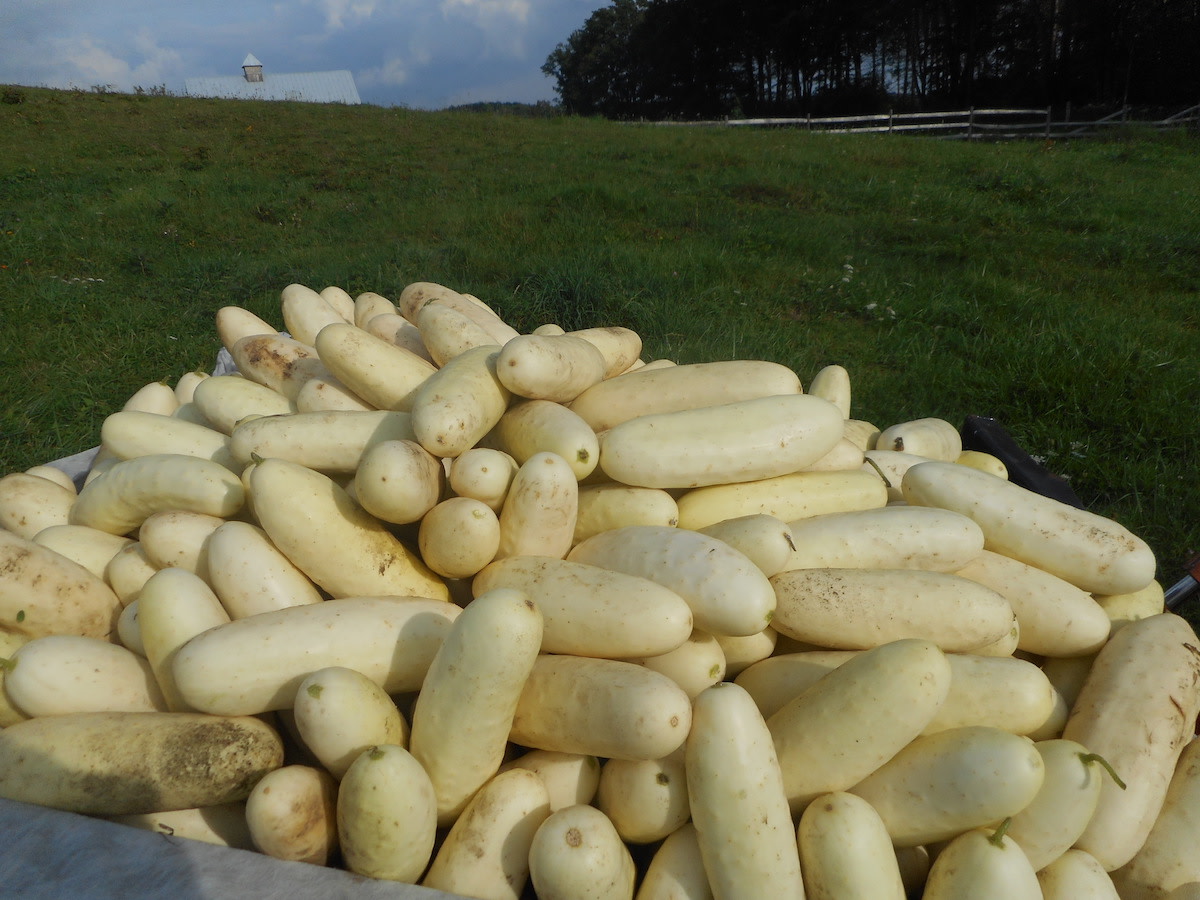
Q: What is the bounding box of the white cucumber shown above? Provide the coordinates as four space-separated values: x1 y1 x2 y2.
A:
172 596 460 716
568 524 775 637
685 682 805 900
408 587 544 826
902 459 1156 595
599 393 844 489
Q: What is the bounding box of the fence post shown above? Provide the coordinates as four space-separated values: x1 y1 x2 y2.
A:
807 112 812 132
888 109 894 133
967 107 975 139
1045 106 1052 139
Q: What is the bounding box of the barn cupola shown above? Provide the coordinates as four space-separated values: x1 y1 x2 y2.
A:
242 54 264 83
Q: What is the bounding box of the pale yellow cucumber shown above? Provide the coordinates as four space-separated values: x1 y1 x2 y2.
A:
363 311 436 363
568 524 775 637
635 823 713 900
0 632 30 727
1038 850 1122 899
842 418 881 451
23 464 78 493
0 528 123 640
353 438 444 524
631 630 726 699
397 281 519 344
230 333 330 400
495 451 578 561
921 825 1043 900
802 436 866 471
0 711 283 815
292 371 376 412
797 791 907 900
422 768 551 900
528 804 636 900
498 750 601 812
807 363 852 417
473 555 693 658
280 282 346 346
954 548 1111 657
876 416 962 460
780 504 984 572
116 599 143 656
230 409 417 474
416 298 501 366
1110 737 1200 898
292 665 409 779
568 359 802 432
490 399 600 480
173 597 459 715
862 449 933 501
411 344 512 458
215 305 278 353
596 749 689 845
109 802 254 850
849 725 1046 847
319 284 356 321
337 744 437 883
685 682 805 900
0 472 75 539
695 514 796 578
495 333 609 402
600 393 844 489
567 325 643 378
714 627 777 677
418 497 501 579
767 639 952 812
191 373 295 433
139 566 231 711
5 634 167 716
511 655 692 761
249 457 448 600
902 460 1156 595
1094 579 1165 634
409 588 543 825
104 541 158 605
921 654 1060 737
245 764 338 865
734 650 860 718
575 483 679 544
137 509 225 574
675 468 887 530
957 449 1009 478
314 321 438 411
448 447 519 512
122 380 180 415
70 453 244 536
100 409 238 470
205 520 323 618
770 567 1015 651
1062 613 1200 870
1005 739 1106 872
354 291 397 328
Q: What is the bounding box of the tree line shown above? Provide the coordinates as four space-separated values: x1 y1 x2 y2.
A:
542 0 1200 120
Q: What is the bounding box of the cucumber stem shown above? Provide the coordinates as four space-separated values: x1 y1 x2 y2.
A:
1079 752 1128 790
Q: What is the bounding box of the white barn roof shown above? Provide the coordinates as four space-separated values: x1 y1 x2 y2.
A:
185 56 361 105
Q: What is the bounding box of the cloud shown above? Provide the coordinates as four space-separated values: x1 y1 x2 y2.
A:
303 0 383 30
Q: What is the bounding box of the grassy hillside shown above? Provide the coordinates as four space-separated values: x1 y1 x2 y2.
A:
2 85 1198 593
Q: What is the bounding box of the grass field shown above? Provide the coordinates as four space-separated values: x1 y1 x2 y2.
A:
2 85 1198 597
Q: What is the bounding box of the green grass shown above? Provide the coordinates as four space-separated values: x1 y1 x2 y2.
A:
2 86 1198 601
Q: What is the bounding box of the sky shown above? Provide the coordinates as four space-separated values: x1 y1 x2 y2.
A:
0 0 602 109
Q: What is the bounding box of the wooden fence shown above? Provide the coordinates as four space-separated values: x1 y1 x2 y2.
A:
658 103 1200 140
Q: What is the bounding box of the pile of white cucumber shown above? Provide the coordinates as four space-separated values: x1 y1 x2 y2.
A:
1 280 1197 900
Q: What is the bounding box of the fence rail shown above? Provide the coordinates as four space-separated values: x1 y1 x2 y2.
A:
656 103 1200 140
